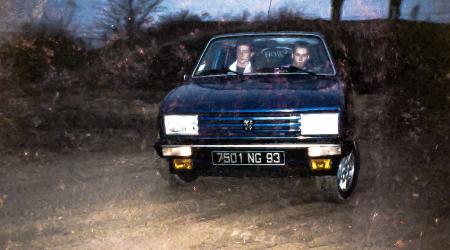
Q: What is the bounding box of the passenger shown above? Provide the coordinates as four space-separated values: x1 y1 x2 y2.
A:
229 40 254 74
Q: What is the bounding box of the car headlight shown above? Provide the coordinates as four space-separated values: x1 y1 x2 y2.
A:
164 115 198 135
300 113 339 135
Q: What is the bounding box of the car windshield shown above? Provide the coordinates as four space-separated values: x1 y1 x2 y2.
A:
193 34 335 77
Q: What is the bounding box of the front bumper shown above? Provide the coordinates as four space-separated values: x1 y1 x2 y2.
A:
154 141 352 177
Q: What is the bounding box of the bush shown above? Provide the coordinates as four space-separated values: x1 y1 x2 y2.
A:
395 22 450 111
88 40 158 89
0 25 88 83
148 41 197 89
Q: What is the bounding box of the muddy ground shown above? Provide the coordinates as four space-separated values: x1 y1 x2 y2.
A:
0 94 449 249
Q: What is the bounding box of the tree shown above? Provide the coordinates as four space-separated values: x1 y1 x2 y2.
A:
272 7 304 21
0 0 48 28
237 9 251 22
409 4 420 20
0 0 78 33
388 0 402 20
97 0 163 40
159 9 201 25
331 0 344 23
41 0 77 31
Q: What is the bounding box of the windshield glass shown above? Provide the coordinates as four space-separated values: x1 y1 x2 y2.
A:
193 34 335 77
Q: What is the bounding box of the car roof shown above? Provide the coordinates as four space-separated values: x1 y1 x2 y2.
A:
211 32 326 40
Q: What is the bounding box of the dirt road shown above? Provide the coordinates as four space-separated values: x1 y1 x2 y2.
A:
1 95 449 249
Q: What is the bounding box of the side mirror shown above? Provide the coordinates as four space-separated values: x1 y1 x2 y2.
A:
183 74 190 81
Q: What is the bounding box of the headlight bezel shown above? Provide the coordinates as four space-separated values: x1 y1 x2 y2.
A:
300 113 340 135
164 114 199 135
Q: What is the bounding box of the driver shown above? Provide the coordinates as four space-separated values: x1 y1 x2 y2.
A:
229 40 254 74
291 44 311 69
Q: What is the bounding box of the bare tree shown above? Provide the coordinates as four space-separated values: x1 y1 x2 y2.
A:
0 0 77 33
410 4 420 20
331 0 344 23
238 9 251 22
97 0 163 40
0 0 48 29
270 7 304 21
388 0 402 20
41 0 77 31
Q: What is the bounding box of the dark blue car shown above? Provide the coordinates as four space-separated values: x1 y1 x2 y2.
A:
154 32 359 201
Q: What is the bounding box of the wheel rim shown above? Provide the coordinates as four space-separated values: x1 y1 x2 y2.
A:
337 151 355 192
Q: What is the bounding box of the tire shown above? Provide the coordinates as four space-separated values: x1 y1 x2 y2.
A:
315 142 360 202
156 159 198 187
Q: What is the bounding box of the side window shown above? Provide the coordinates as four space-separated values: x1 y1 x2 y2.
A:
196 41 236 74
307 43 333 74
317 44 334 74
219 45 234 69
196 42 220 73
198 44 216 73
224 39 240 68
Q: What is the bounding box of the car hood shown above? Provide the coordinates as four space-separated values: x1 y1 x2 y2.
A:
160 76 344 114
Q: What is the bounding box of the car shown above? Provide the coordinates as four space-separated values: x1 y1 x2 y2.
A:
154 32 359 201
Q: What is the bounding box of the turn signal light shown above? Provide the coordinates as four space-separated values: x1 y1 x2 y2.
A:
311 159 331 170
173 159 193 170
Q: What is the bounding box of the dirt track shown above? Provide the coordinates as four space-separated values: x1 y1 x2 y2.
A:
0 94 449 249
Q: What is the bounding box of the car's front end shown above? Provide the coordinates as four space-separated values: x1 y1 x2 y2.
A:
154 32 359 201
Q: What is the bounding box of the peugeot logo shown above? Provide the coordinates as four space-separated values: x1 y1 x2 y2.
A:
243 119 253 131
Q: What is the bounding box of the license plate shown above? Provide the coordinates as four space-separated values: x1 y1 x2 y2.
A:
211 151 285 165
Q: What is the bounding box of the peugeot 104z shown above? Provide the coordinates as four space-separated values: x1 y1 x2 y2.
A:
154 32 359 201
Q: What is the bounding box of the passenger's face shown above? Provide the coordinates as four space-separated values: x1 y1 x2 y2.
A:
292 47 310 67
236 45 251 64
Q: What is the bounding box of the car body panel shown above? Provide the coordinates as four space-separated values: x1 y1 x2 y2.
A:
161 76 344 114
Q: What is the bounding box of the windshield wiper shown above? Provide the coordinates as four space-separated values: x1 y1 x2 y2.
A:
285 66 318 76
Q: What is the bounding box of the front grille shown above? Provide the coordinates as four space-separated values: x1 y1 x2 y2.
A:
199 112 301 137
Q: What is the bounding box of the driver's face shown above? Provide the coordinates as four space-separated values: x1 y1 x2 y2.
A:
236 45 251 64
292 47 310 67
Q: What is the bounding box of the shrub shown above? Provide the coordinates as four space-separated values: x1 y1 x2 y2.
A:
0 25 88 84
87 40 158 89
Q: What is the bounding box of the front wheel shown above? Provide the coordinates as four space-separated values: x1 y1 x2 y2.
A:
336 148 359 199
316 144 360 202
